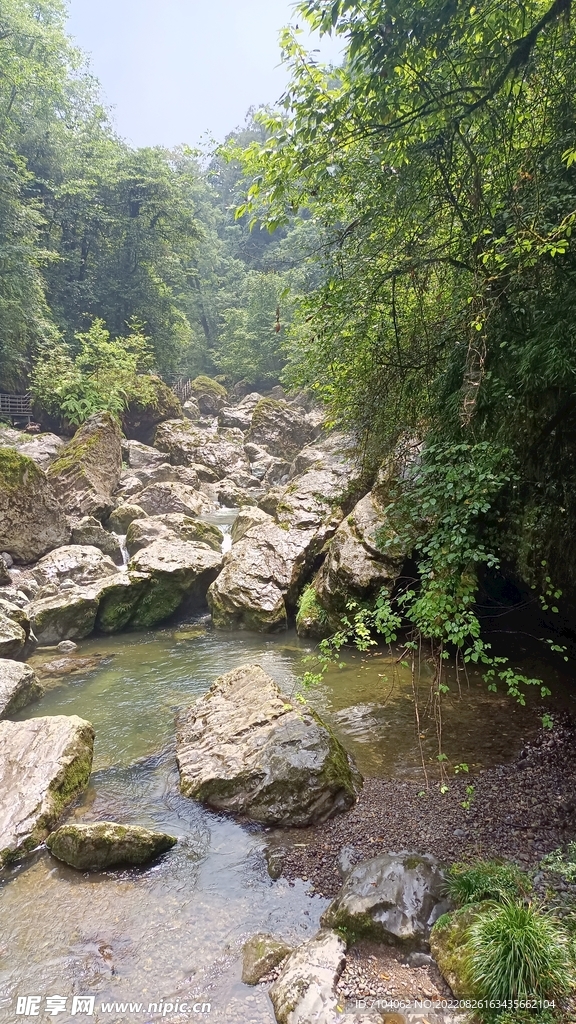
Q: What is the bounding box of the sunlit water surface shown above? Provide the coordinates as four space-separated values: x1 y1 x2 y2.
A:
1 618 573 1023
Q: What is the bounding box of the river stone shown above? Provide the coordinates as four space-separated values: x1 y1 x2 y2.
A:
183 398 201 422
45 821 177 871
176 664 362 826
0 598 31 637
242 933 292 985
135 481 214 517
0 449 70 563
29 591 99 645
230 506 273 544
128 538 223 627
88 572 151 633
269 929 346 1024
0 556 10 587
0 661 43 718
0 613 27 658
321 851 448 949
71 517 123 565
246 399 316 459
31 545 119 588
126 513 222 556
0 715 94 866
47 411 122 519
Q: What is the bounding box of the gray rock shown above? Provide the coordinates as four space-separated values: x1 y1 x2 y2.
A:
0 599 31 639
71 516 123 565
297 490 406 637
47 412 123 519
87 572 151 633
121 439 165 470
336 844 360 878
269 929 346 1024
0 660 43 718
128 537 222 627
242 933 292 985
176 664 362 826
57 640 78 653
265 846 286 880
31 545 118 589
154 419 250 480
29 591 99 645
246 399 317 459
183 398 201 422
189 376 228 416
135 481 214 517
132 463 200 490
321 852 448 949
17 433 65 471
217 481 257 508
0 714 94 866
126 514 223 556
46 821 177 871
1 552 13 568
0 556 10 587
209 439 362 632
0 613 26 658
106 503 148 534
0 449 70 563
230 506 273 545
408 951 436 968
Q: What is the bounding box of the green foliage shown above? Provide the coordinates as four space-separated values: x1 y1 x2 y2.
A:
30 319 157 425
466 899 573 1003
540 843 576 883
446 861 532 908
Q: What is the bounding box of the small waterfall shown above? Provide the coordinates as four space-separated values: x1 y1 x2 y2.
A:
221 524 232 554
117 535 129 566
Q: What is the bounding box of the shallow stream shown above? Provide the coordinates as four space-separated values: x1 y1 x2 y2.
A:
0 615 573 1023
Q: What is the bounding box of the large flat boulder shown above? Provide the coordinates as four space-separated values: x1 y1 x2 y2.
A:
0 715 94 866
0 661 43 719
0 449 70 563
126 513 223 556
47 412 123 519
70 518 123 565
135 481 214 517
128 538 222 627
176 664 362 826
46 821 177 871
321 852 448 949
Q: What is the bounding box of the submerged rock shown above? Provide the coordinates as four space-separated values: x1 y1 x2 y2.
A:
0 715 94 866
47 412 122 519
46 821 177 871
321 851 448 949
242 933 292 985
269 929 346 1024
0 660 43 719
176 664 362 826
0 449 70 563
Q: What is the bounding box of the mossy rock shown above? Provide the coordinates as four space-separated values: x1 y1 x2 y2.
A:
190 375 228 399
0 448 70 562
429 904 490 998
46 821 177 871
295 584 332 638
242 933 292 985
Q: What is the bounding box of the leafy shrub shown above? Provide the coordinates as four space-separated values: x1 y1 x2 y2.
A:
30 319 158 426
467 899 573 1003
446 860 532 907
540 843 576 883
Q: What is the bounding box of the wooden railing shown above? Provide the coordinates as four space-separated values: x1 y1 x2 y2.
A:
162 375 192 404
0 393 32 423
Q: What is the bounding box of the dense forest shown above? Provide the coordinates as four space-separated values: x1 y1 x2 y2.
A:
3 0 576 655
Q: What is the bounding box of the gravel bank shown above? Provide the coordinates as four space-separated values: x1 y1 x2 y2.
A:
275 718 576 899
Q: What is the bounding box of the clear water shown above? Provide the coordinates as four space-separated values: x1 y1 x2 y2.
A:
0 622 573 1023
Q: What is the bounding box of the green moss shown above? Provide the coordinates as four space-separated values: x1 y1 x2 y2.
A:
0 448 41 491
190 375 227 399
129 576 185 628
296 584 331 638
430 904 489 998
97 576 149 633
250 398 286 428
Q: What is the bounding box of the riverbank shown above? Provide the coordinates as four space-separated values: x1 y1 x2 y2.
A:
278 716 576 898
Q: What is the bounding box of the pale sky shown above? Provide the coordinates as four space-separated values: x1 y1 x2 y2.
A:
66 0 341 150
